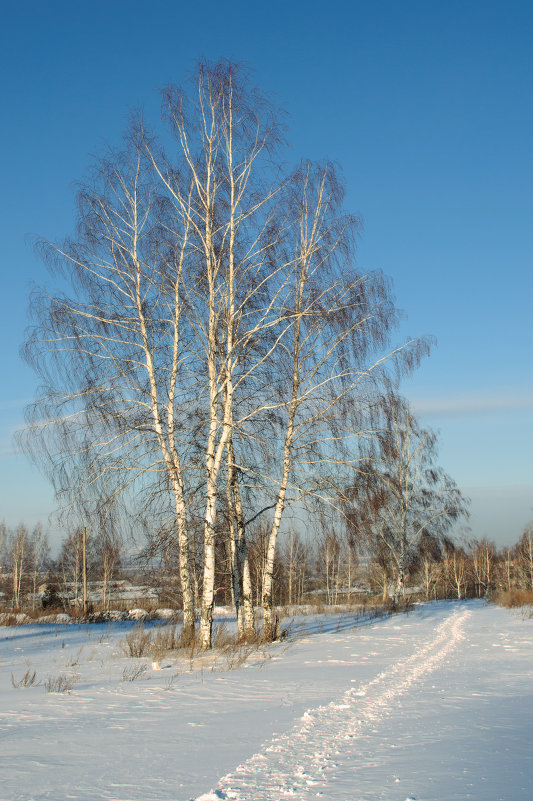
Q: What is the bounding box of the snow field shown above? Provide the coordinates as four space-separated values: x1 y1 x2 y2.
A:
196 609 470 800
0 601 532 801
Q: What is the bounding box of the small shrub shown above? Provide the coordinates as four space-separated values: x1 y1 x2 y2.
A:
122 664 147 682
222 642 256 670
98 627 111 644
164 671 180 690
0 612 30 625
385 596 414 614
149 622 199 659
208 622 274 671
150 624 180 659
492 589 533 608
11 666 39 688
212 622 233 649
41 584 62 610
120 625 152 657
67 605 88 620
45 673 78 693
177 624 197 650
65 646 84 666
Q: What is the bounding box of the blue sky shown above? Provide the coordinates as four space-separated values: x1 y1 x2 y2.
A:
1 0 532 549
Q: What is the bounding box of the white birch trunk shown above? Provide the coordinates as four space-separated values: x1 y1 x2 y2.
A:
262 406 296 639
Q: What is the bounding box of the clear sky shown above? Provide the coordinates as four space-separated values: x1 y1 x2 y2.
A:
1 0 532 549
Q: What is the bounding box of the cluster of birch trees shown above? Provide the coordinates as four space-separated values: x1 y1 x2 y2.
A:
0 523 48 610
0 523 121 612
404 530 533 601
21 61 436 647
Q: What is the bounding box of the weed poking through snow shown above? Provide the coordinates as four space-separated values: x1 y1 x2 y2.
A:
11 664 39 688
122 664 148 682
44 673 78 693
120 625 152 657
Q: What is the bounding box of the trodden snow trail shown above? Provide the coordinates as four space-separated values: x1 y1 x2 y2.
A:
195 607 470 801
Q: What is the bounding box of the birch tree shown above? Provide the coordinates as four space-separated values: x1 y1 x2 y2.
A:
28 524 49 610
470 538 495 597
256 164 426 638
283 530 309 606
517 527 533 590
21 132 199 635
344 394 468 604
94 532 121 609
413 532 442 600
21 61 287 647
21 60 429 646
9 525 28 609
146 63 288 647
58 528 87 608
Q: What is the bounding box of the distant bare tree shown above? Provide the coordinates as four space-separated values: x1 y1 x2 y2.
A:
58 528 91 608
255 164 427 638
283 530 309 606
0 524 49 610
27 524 49 610
344 394 468 605
367 540 394 601
9 525 28 609
412 532 442 601
21 134 196 629
516 527 533 590
470 538 496 597
446 544 471 600
502 548 513 593
94 532 122 609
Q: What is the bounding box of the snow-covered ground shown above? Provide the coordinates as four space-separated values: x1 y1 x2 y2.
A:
1 600 531 800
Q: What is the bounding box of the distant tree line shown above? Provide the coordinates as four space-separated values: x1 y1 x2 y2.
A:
1 519 532 613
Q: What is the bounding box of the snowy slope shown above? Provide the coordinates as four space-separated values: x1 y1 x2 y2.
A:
1 601 531 801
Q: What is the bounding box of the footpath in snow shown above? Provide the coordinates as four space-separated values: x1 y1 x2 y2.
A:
197 607 469 800
1 600 532 800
